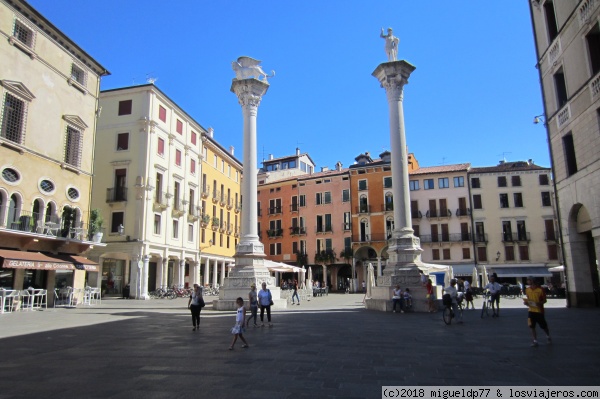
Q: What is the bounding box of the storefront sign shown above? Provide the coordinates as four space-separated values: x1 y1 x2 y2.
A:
7 260 76 270
0 250 98 272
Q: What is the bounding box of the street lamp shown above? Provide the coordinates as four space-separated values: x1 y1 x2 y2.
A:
533 114 545 124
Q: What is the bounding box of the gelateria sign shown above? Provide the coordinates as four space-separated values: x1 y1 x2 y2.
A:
0 250 98 272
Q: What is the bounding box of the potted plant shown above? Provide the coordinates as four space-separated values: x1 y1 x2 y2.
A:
89 209 104 243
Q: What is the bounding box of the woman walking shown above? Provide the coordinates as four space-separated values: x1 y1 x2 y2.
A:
426 278 436 313
187 284 204 331
246 283 259 327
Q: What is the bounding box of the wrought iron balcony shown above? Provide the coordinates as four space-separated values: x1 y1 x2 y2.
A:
155 191 169 209
268 206 282 215
356 205 371 214
290 203 299 212
200 186 210 198
502 232 530 242
455 208 471 217
289 226 306 236
316 225 333 234
474 233 488 243
106 187 127 202
267 228 283 238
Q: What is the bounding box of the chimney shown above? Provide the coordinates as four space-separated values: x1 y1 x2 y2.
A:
528 159 533 165
208 127 214 138
296 147 300 156
499 160 505 165
321 166 329 172
335 161 342 171
229 146 234 156
269 154 274 160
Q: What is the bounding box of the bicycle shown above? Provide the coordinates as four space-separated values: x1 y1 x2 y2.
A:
442 293 463 325
481 291 493 318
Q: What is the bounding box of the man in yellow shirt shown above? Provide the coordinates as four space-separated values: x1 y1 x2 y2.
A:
523 277 552 347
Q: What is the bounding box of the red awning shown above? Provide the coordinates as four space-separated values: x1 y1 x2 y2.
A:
0 249 98 272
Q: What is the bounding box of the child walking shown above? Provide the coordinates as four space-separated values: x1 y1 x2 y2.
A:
229 297 249 350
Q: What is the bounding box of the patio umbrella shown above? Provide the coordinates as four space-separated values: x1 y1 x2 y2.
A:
366 263 375 299
299 266 306 289
307 266 313 290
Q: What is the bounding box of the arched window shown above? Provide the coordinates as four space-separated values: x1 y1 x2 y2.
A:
7 194 19 227
385 192 393 211
386 217 394 239
45 202 56 223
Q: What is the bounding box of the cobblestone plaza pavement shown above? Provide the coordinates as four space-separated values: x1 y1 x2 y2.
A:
0 294 598 399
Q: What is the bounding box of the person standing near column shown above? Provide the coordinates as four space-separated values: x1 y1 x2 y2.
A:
246 284 259 327
291 279 300 305
258 282 273 327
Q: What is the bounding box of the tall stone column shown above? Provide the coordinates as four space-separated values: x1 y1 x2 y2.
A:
203 258 210 286
212 258 218 288
366 51 430 312
214 56 284 310
141 255 149 299
220 261 226 286
179 259 185 288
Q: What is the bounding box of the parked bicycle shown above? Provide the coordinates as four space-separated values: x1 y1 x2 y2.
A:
481 291 493 318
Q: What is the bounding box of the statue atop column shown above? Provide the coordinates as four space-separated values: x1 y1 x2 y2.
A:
380 27 400 62
232 56 275 82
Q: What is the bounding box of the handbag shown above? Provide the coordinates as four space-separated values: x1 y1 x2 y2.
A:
231 325 240 334
199 297 206 308
268 289 274 306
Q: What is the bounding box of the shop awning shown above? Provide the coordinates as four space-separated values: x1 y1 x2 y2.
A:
451 264 477 277
490 265 552 278
0 249 98 272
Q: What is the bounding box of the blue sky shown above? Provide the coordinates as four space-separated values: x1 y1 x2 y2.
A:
29 1 548 169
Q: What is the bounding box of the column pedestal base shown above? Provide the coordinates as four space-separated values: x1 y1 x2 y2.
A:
212 248 287 310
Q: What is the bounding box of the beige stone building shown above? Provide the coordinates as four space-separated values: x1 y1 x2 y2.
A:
529 1 600 306
89 84 216 298
469 161 559 285
0 0 109 301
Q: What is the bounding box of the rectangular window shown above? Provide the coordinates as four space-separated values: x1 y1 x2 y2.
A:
542 191 552 206
172 220 179 239
498 176 507 187
505 245 515 261
477 247 487 262
563 133 578 176
116 132 129 151
442 248 451 260
438 178 449 189
511 176 521 187
299 195 306 207
519 245 530 261
429 200 438 218
539 174 549 185
13 20 34 48
191 131 197 145
158 105 167 122
586 26 600 76
65 126 82 167
409 180 419 191
424 179 434 190
462 248 471 260
502 221 513 242
548 244 558 260
324 191 332 204
545 219 556 241
111 212 124 233
71 63 86 86
343 212 351 231
432 249 440 261
413 224 420 237
1 93 25 143
190 159 196 175
499 194 509 208
473 194 482 209
411 200 419 218
157 137 165 156
554 69 568 108
544 1 559 42
453 176 464 187
154 214 161 234
213 154 218 168
513 193 523 208
471 178 480 188
175 149 182 166
342 189 350 202
383 177 392 188
358 180 367 190
517 220 527 241
118 100 132 116
176 119 183 134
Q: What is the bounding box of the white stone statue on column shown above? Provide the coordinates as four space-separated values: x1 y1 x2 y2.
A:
380 27 399 62
232 56 275 82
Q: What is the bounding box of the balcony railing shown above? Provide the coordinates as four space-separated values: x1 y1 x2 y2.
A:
316 225 333 233
200 186 210 198
545 231 557 241
172 198 184 211
290 203 299 212
353 233 387 242
411 210 422 219
342 222 352 231
268 206 282 215
200 214 210 227
426 209 451 218
356 205 371 214
188 206 201 221
212 190 220 203
267 228 283 238
106 187 127 202
155 191 169 208
474 233 488 243
502 232 531 242
235 202 242 213
382 203 393 212
219 195 227 206
289 226 306 236
226 198 233 209
455 208 470 217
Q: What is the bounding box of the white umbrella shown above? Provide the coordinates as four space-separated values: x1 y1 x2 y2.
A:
300 266 306 289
